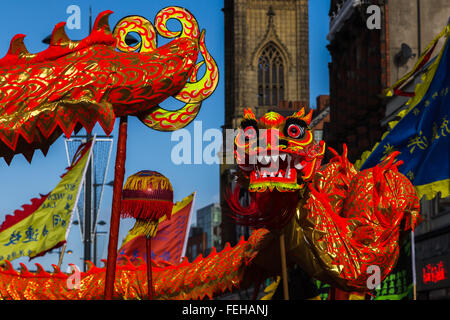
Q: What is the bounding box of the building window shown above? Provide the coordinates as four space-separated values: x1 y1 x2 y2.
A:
258 42 284 107
436 193 450 217
313 130 323 142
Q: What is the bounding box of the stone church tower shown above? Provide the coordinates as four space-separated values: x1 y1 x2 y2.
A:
220 0 309 246
223 0 309 127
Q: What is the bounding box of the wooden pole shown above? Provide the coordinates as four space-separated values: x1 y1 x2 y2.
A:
411 230 417 300
57 243 67 269
146 236 154 300
104 116 128 300
279 233 289 300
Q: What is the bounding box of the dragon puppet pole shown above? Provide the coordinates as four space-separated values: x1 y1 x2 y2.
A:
146 236 154 299
104 116 128 300
57 243 67 269
411 230 417 300
279 233 289 300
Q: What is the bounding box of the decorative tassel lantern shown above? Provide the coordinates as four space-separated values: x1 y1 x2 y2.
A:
121 170 174 238
120 170 174 300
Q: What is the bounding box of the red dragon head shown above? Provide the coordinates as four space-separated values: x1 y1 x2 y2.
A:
235 108 325 192
227 108 325 229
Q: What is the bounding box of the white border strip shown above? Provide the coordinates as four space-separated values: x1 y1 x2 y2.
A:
92 137 113 234
180 191 196 262
64 135 97 242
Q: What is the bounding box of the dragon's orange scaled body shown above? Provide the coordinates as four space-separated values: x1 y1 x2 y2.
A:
0 7 218 163
0 230 266 300
0 109 421 299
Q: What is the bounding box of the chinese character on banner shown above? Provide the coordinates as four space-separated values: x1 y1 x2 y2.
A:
0 140 94 263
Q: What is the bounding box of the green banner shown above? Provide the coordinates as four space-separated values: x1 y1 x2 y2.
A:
375 233 413 300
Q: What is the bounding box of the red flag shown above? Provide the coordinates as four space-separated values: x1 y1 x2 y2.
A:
118 192 195 265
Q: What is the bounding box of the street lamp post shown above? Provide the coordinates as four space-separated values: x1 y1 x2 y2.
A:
94 221 107 266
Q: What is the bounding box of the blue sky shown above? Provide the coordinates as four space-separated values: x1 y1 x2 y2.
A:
0 0 330 271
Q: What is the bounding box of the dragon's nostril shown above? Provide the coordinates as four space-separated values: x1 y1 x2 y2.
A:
279 139 289 147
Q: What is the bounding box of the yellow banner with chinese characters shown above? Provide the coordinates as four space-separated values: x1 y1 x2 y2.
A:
0 141 93 263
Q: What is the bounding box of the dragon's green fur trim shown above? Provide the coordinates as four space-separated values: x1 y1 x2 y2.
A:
249 181 301 193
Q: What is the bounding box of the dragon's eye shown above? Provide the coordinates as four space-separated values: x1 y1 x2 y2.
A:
286 123 305 139
244 126 257 139
241 119 258 140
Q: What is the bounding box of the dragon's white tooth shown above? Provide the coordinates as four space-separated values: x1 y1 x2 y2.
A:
280 154 287 161
262 173 267 178
257 155 264 163
271 155 278 162
259 155 270 164
294 162 304 170
278 172 283 178
270 172 275 177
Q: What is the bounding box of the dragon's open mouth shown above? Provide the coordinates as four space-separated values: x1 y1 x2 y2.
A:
233 108 326 193
238 149 315 192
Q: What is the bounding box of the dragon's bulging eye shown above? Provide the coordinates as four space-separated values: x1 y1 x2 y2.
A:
244 126 257 139
287 123 305 139
241 119 258 141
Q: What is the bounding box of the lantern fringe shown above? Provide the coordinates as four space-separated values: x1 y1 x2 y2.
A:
121 199 173 221
129 219 159 238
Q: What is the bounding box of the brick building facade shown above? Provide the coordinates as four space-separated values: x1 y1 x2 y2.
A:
310 95 330 144
326 0 450 162
326 0 389 162
185 227 207 262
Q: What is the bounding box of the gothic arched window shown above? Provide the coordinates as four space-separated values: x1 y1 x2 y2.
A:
258 43 284 106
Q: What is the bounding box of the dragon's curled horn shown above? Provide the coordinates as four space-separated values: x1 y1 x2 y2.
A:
292 107 313 125
243 108 257 120
115 7 219 131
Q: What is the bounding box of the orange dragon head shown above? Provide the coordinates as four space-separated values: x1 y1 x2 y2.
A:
235 108 325 192
228 107 325 229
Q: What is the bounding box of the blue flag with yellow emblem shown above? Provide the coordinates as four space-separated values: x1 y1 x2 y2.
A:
359 24 449 200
